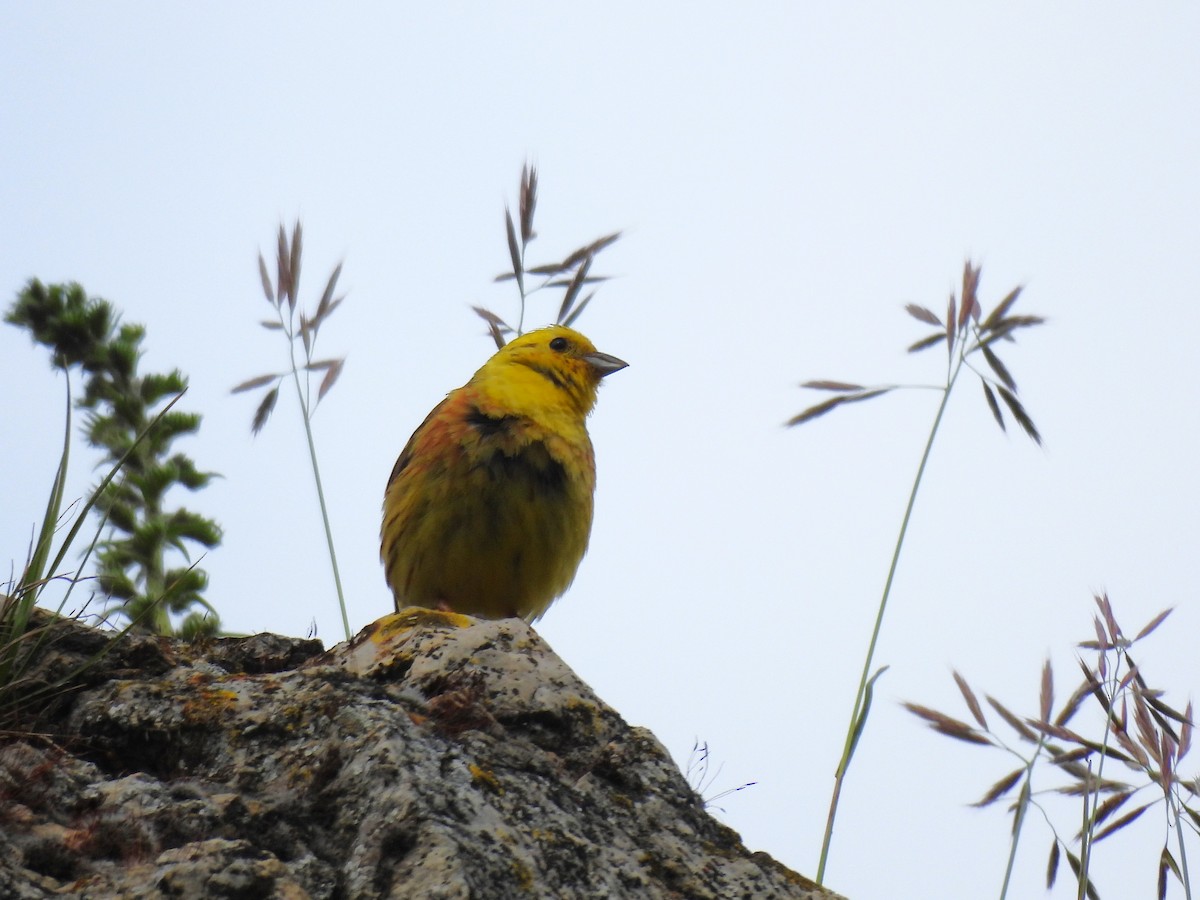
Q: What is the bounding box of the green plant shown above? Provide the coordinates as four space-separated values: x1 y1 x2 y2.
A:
1 380 85 696
907 593 1196 900
475 163 621 347
788 262 1044 883
234 223 350 640
6 281 221 637
1 347 195 728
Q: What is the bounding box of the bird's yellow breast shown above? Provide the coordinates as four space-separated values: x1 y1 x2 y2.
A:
380 325 622 622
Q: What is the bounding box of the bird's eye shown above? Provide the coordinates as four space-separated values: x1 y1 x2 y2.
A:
549 336 569 352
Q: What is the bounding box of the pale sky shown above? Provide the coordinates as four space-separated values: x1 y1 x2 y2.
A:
3 5 1199 898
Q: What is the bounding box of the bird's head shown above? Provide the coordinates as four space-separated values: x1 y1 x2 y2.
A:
475 325 627 419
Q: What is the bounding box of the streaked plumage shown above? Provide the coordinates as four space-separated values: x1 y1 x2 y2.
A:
381 325 626 621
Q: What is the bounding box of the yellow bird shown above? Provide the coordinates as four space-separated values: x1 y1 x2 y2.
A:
381 325 626 622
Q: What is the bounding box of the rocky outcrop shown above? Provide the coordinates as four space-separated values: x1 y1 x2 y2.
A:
0 609 842 899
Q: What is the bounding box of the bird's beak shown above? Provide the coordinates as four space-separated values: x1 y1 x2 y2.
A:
585 351 628 378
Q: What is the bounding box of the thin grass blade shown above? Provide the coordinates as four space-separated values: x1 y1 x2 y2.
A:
953 670 988 729
288 221 303 310
1134 608 1173 642
1093 802 1151 842
847 666 890 759
982 382 1005 431
905 303 942 326
560 231 621 269
520 163 538 245
275 225 289 304
504 208 524 298
786 389 892 427
1040 659 1054 723
316 261 343 322
997 386 1042 444
908 332 946 353
231 373 280 394
903 702 990 745
472 306 511 350
803 380 866 392
562 292 594 328
980 344 1017 391
973 768 1024 807
982 285 1024 331
252 387 279 435
257 253 275 305
557 254 592 324
23 384 73 597
317 359 345 402
945 293 957 356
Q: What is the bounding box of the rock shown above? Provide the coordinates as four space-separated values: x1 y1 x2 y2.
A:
0 609 843 899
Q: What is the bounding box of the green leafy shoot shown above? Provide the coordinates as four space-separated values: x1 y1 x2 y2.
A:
1 372 210 729
6 281 221 638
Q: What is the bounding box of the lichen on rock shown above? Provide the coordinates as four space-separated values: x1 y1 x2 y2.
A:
0 610 843 899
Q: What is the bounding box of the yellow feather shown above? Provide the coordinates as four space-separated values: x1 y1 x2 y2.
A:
381 325 625 622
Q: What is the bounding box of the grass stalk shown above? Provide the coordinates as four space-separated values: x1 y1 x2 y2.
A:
240 222 351 642
1000 775 1034 900
286 355 350 641
816 359 960 882
796 264 1042 886
1177 805 1194 900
